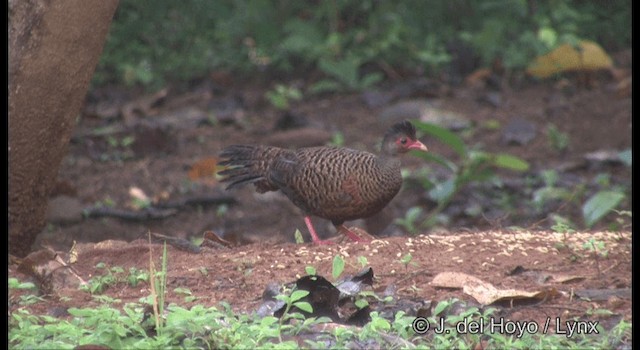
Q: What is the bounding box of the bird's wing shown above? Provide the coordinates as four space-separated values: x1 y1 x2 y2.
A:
275 148 370 215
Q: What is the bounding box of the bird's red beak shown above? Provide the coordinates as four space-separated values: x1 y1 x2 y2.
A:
408 140 428 152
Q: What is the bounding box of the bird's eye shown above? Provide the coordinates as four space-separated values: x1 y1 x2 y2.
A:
400 138 407 145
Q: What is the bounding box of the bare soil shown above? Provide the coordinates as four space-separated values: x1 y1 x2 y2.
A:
9 52 631 343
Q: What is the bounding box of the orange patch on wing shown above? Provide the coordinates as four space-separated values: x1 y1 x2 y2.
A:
340 174 363 207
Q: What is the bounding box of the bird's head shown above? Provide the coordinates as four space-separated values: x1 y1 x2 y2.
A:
382 120 428 155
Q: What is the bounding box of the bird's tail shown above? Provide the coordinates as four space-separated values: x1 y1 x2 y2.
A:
217 145 282 192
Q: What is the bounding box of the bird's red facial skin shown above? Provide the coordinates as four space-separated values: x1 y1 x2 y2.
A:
395 137 409 148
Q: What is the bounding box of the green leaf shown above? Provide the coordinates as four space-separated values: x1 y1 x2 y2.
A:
290 290 310 303
492 153 530 171
433 300 450 316
582 191 625 228
400 253 413 265
260 316 279 327
309 79 341 94
618 149 631 167
359 72 384 88
428 178 456 202
413 121 467 158
355 299 369 309
370 316 391 331
294 229 304 244
293 301 313 313
332 255 345 280
415 152 458 172
304 265 316 275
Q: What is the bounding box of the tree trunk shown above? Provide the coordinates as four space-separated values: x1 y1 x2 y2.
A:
9 0 120 257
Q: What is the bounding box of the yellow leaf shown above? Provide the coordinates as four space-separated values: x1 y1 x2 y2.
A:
526 40 613 79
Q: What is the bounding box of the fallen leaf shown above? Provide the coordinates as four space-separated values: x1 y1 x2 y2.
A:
546 273 586 284
202 230 234 249
431 271 485 289
527 40 613 78
189 157 219 180
432 271 560 305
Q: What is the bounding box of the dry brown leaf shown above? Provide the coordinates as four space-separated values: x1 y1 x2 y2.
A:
189 157 220 180
464 283 558 305
546 273 586 284
432 271 559 305
202 230 234 249
465 67 492 87
431 271 485 289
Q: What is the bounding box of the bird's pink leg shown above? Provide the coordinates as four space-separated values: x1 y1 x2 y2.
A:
304 216 334 245
337 225 372 242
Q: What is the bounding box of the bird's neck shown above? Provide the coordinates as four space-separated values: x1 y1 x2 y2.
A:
375 154 402 173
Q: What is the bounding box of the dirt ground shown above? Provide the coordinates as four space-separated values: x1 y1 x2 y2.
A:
9 49 631 342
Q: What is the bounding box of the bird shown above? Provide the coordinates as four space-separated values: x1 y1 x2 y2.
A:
217 120 428 244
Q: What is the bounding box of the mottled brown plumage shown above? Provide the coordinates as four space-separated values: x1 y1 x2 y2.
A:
218 120 427 244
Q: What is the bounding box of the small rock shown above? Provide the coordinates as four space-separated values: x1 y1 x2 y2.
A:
361 90 395 108
584 149 628 166
47 195 85 224
477 92 502 108
501 118 537 146
545 93 570 117
361 78 438 108
379 99 471 130
273 112 309 131
48 306 70 318
207 94 246 125
379 99 431 121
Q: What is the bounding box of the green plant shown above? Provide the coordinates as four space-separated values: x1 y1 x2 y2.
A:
83 264 120 294
275 289 313 322
531 169 575 212
394 206 423 234
265 84 302 110
583 238 609 258
311 55 384 93
17 294 46 306
101 135 136 162
8 278 37 291
174 287 197 303
107 135 136 148
216 204 229 217
94 1 630 90
332 254 345 280
411 121 529 229
304 265 316 275
613 209 632 230
582 190 626 228
357 256 369 268
550 214 576 234
9 293 632 349
294 229 305 244
329 131 345 147
547 123 570 152
155 243 169 335
399 253 414 269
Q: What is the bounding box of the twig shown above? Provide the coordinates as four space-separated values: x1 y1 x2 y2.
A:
84 194 236 221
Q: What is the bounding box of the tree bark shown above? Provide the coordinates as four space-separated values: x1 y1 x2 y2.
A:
9 0 120 256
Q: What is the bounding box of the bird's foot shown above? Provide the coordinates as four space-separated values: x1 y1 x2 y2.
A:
337 225 373 243
311 238 335 245
305 216 336 245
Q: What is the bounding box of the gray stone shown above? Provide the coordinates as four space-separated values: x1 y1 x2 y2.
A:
502 118 537 145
